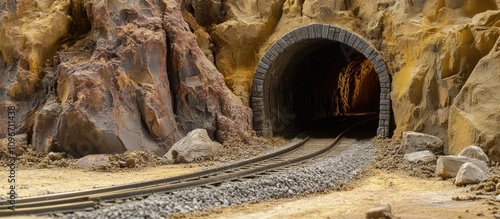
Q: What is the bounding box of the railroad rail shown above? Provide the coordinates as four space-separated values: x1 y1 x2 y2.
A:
0 115 376 217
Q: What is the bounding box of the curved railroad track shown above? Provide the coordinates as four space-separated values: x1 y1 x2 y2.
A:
0 115 376 217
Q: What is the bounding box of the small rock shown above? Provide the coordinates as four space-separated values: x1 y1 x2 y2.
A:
14 145 25 156
458 145 489 162
401 131 443 154
48 152 63 161
403 150 436 164
455 162 491 186
496 194 500 201
494 214 500 219
366 204 392 219
163 129 223 163
118 161 127 168
125 158 137 168
435 156 490 178
76 154 110 169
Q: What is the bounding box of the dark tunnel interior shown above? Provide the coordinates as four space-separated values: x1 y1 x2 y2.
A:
264 39 381 135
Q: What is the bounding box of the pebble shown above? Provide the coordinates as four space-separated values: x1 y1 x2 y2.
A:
64 140 375 219
118 161 127 168
125 158 137 168
48 152 63 161
366 204 392 219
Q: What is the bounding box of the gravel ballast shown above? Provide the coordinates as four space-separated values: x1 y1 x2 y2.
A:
65 140 375 219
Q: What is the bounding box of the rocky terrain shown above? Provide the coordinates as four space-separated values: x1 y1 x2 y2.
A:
0 0 499 160
0 1 500 218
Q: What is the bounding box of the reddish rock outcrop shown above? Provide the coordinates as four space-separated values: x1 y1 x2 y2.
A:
0 0 251 157
163 2 252 142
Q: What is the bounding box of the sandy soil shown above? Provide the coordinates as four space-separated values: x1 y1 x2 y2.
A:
7 164 201 198
181 169 493 219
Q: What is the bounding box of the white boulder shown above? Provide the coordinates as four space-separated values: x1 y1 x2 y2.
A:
76 154 110 169
458 145 489 162
403 150 436 164
164 129 223 163
435 155 490 178
455 162 491 186
401 131 443 154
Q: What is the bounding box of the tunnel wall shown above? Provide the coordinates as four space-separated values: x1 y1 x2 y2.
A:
251 24 391 138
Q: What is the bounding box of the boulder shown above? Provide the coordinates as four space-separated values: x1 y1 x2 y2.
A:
455 162 491 186
403 150 436 164
164 129 223 163
401 131 444 154
366 204 392 219
435 156 490 178
458 145 489 162
76 154 110 169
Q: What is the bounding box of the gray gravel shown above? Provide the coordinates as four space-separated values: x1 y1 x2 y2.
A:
64 140 375 219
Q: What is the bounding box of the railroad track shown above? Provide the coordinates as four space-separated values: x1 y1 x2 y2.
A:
0 115 376 217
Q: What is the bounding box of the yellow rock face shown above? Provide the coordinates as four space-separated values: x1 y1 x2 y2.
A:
185 0 499 157
448 36 500 159
0 0 71 98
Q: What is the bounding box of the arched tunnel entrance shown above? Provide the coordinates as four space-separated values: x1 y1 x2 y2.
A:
251 24 391 138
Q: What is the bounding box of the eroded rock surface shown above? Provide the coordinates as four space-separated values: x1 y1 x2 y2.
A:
0 0 251 157
448 34 500 159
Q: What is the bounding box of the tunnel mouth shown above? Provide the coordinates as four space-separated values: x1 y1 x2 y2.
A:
264 39 381 136
252 24 392 138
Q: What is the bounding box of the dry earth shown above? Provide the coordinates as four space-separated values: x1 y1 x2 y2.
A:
1 133 287 198
3 136 500 218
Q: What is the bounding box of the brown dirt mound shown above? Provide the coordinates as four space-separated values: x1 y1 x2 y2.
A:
219 131 289 161
373 137 436 178
1 131 289 172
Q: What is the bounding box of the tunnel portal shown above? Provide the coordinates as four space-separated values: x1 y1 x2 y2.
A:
251 24 391 138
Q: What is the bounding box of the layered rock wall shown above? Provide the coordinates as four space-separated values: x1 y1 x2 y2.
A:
0 0 251 157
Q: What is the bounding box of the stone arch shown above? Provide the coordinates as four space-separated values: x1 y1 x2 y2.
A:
251 24 391 138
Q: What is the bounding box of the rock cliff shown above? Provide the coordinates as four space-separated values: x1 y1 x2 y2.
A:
0 0 251 157
1 0 498 159
182 0 499 159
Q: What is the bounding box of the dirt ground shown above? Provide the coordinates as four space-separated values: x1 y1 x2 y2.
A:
179 138 500 219
7 165 201 198
1 133 288 198
181 169 494 219
3 136 500 218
